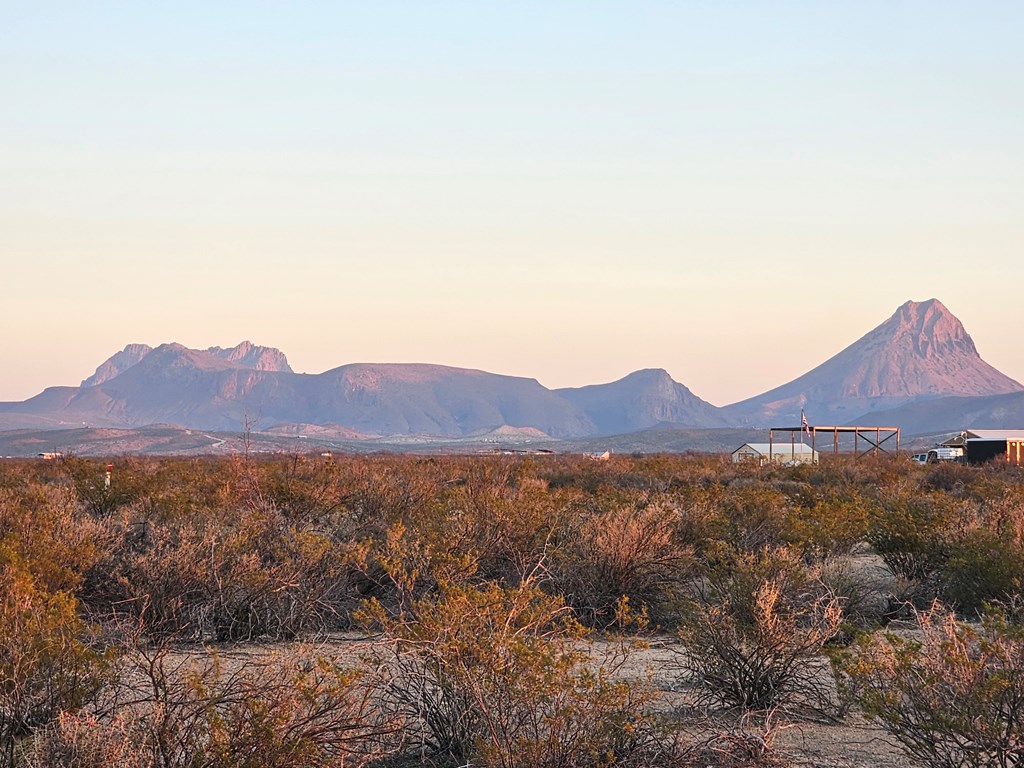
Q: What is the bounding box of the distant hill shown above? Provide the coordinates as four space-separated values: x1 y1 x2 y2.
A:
557 368 729 433
0 423 764 458
723 299 1023 426
306 363 595 438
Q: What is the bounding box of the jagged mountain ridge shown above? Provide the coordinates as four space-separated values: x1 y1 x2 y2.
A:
723 299 1023 426
82 341 292 387
1 299 1020 439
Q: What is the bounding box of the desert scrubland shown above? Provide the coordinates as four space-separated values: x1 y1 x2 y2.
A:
2 452 1023 767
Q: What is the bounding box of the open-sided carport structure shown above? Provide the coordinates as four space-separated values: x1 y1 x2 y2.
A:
768 424 900 461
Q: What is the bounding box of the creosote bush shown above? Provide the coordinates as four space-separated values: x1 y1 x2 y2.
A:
358 568 663 768
20 639 390 768
841 604 1024 768
0 560 113 768
675 547 844 719
553 500 694 627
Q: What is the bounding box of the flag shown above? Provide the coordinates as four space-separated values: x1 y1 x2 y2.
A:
801 409 810 438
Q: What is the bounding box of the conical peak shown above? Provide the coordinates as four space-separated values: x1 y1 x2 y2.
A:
723 296 1022 423
894 298 951 326
885 299 974 360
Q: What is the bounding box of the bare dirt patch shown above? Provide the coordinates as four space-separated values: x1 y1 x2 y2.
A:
164 631 906 767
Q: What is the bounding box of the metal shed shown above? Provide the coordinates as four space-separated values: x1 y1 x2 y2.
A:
732 442 818 466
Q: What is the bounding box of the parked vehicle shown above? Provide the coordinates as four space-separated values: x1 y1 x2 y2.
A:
926 447 964 464
910 453 929 465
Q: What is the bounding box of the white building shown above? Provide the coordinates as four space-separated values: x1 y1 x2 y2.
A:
732 442 817 466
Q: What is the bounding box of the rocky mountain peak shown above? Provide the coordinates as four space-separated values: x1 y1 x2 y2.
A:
81 343 154 387
880 298 977 360
206 341 292 373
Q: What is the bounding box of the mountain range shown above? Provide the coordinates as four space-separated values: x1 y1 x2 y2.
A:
1 299 1020 442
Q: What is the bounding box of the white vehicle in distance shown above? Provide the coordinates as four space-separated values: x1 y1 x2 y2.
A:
910 453 929 464
926 447 964 464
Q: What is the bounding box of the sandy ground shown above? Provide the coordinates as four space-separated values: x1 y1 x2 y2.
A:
625 637 905 768
158 629 907 768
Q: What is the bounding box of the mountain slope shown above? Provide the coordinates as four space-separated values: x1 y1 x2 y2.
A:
846 391 1024 436
81 343 153 387
557 368 729 434
723 299 1023 425
305 363 596 438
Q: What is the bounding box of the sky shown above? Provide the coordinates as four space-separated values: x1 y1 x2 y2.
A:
2 1 1022 406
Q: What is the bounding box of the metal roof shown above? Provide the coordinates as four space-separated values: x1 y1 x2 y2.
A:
953 429 1024 441
964 429 1024 440
733 443 817 455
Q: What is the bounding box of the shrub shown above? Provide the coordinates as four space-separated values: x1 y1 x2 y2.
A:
0 482 108 596
715 485 791 553
21 712 153 768
0 560 112 767
358 575 662 767
62 456 156 518
783 487 874 557
675 548 843 719
842 605 1024 768
88 639 391 768
868 493 954 605
553 501 694 627
941 529 1024 616
685 712 795 768
441 470 573 586
814 554 894 629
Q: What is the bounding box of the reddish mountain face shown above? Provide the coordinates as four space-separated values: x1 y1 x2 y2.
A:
724 299 1023 425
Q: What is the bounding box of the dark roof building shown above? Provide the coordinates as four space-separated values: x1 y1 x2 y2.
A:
942 429 1024 466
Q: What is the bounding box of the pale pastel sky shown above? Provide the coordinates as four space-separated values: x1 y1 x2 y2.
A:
2 1 1022 406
